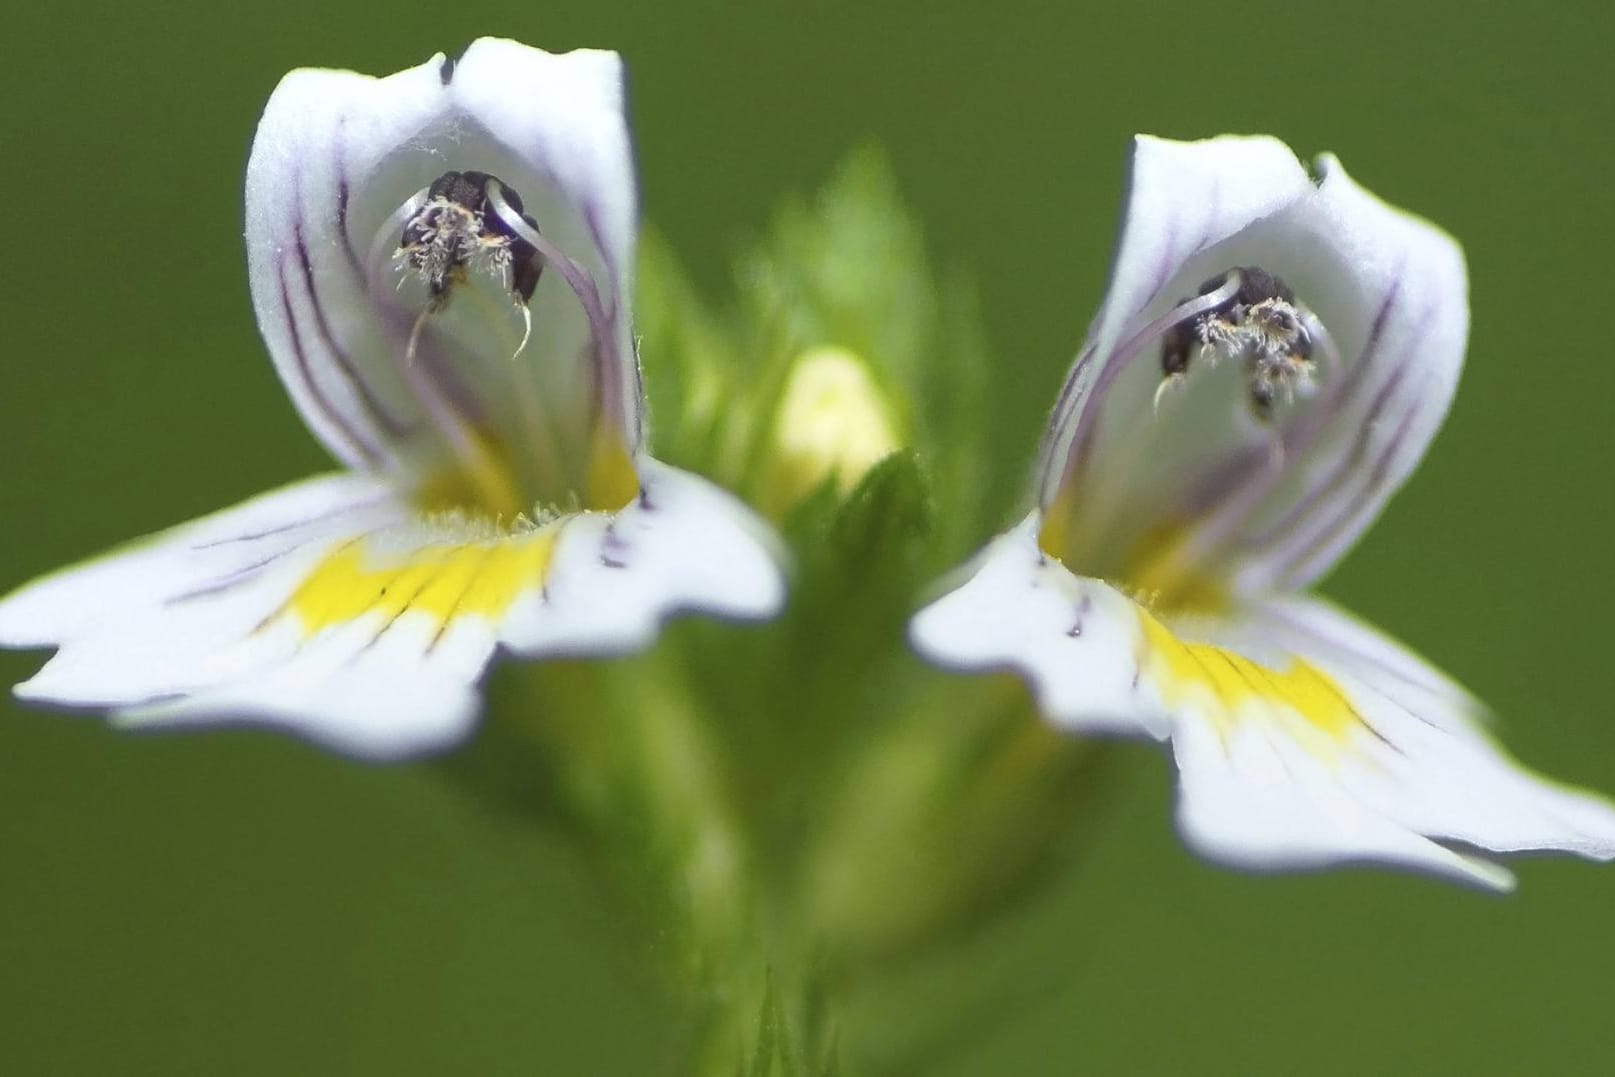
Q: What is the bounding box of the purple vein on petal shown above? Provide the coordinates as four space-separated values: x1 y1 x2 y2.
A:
1180 279 1404 526
1237 364 1411 580
190 493 392 550
335 118 365 281
375 303 489 427
164 546 306 606
1049 210 1223 509
1273 360 1410 544
581 197 637 447
1257 600 1464 701
292 217 414 440
1273 374 1428 587
276 258 384 467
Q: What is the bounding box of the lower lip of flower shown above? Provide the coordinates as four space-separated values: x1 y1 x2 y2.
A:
268 515 565 643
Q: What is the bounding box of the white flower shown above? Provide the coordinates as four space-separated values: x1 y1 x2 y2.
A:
0 40 783 759
911 134 1615 889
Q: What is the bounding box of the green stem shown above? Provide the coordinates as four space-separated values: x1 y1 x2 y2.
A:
494 651 830 1075
434 644 1100 1074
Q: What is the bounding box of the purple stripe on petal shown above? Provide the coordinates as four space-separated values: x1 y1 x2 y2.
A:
372 303 488 427
1242 364 1410 572
1274 378 1426 586
1258 601 1463 702
583 200 617 293
277 259 383 466
334 119 365 280
190 493 391 550
1245 355 1410 548
1047 225 1225 504
582 197 639 446
165 546 304 606
293 219 412 439
1340 276 1404 399
1034 340 1098 498
1046 341 1096 439
1257 367 1425 586
1239 284 1423 550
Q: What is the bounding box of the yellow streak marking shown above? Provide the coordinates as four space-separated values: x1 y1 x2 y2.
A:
287 529 559 637
586 424 639 511
1121 521 1229 616
1135 606 1358 743
1036 482 1078 563
412 428 528 520
459 430 529 521
1040 499 1228 617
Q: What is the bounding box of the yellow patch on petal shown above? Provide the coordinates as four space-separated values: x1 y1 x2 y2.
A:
1135 605 1359 744
1036 484 1077 564
285 528 560 638
1039 500 1228 617
586 424 640 511
1120 521 1230 616
411 428 528 521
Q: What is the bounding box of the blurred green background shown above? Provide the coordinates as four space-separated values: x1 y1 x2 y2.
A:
3 1 1613 1073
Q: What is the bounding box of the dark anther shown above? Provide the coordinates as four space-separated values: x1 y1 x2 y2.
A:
1160 270 1253 379
397 170 545 306
482 176 545 302
1221 265 1294 308
1158 265 1310 404
1161 320 1195 378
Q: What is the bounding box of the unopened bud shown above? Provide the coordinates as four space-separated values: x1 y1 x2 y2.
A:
763 347 902 514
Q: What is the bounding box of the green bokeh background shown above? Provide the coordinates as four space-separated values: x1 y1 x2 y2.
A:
3 1 1612 1073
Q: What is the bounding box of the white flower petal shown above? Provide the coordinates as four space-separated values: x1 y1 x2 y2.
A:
913 514 1615 887
3 476 543 758
448 38 641 452
245 39 641 485
5 43 789 760
5 458 781 758
1229 590 1483 732
1034 136 1467 601
116 607 491 761
1036 134 1312 506
1160 600 1615 888
13 538 351 710
1172 717 1517 890
914 130 1602 889
246 59 440 471
1227 156 1467 593
909 515 1170 739
0 473 401 648
501 457 786 656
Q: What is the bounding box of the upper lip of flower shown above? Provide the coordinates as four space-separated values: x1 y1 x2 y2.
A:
911 133 1615 889
0 39 784 759
247 37 646 518
1032 134 1469 607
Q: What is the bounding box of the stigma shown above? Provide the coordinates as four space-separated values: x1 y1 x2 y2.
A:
1159 267 1315 419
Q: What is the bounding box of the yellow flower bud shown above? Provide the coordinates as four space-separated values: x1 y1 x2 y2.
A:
763 347 902 515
